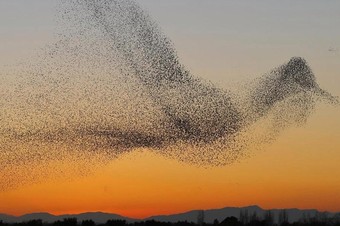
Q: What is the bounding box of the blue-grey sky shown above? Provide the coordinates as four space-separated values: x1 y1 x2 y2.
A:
1 0 339 93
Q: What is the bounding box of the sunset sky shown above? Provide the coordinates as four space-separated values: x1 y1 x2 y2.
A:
0 0 340 218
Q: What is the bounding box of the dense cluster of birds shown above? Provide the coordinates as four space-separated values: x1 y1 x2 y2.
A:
0 0 338 189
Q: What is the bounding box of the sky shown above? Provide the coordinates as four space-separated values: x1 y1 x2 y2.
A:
0 0 340 218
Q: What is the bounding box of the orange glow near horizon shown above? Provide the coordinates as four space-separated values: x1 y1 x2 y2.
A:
1 105 340 218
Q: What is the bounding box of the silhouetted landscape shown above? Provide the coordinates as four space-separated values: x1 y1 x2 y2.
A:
1 206 340 226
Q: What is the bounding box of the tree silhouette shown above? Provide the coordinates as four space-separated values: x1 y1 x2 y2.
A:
26 220 43 226
2 212 340 226
197 211 205 226
240 210 249 225
250 212 259 223
82 220 95 226
61 218 77 226
106 220 127 226
279 210 289 226
220 216 242 226
263 211 274 226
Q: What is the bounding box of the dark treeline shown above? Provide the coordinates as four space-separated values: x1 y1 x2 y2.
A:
1 218 340 226
1 211 340 226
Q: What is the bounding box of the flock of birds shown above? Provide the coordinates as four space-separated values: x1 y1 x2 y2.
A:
0 0 338 189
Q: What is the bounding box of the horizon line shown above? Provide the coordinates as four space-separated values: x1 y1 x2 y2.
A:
1 205 336 220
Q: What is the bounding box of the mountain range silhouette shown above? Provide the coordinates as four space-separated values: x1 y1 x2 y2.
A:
1 206 338 224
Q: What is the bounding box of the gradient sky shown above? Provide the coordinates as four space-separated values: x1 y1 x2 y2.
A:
0 0 340 218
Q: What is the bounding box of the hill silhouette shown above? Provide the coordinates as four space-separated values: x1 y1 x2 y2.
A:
1 206 339 225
